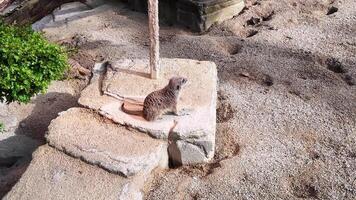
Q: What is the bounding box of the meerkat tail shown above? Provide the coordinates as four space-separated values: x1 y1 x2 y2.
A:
121 101 144 116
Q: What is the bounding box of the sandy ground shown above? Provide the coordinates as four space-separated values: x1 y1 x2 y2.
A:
0 79 87 197
1 0 355 199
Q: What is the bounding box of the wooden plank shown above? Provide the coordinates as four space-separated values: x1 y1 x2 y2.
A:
147 0 160 79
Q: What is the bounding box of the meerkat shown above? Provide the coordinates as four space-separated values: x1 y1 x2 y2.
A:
121 76 188 121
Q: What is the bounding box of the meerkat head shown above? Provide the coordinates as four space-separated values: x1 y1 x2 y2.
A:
168 76 188 91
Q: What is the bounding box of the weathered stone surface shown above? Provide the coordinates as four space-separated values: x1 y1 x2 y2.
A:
52 2 91 22
177 0 245 32
85 0 107 8
128 0 245 32
3 0 82 25
32 2 117 31
0 0 14 12
103 59 216 109
4 145 144 200
79 58 217 165
46 108 168 176
78 62 116 110
100 101 175 139
0 0 19 16
31 14 54 31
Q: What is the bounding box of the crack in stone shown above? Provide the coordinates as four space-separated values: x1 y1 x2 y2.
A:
168 121 210 166
51 143 144 176
184 140 209 158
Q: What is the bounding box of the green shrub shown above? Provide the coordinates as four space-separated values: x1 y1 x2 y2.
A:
0 122 4 133
0 22 69 103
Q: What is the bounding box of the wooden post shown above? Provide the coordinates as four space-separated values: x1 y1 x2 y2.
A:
148 0 159 79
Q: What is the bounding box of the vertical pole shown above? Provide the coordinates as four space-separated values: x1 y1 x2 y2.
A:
148 0 159 79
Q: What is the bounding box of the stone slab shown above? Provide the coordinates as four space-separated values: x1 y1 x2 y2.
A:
177 0 245 31
79 78 116 111
85 0 107 8
103 59 215 109
0 0 19 16
52 2 91 22
128 0 245 32
32 2 116 31
79 58 217 165
32 1 91 31
100 101 175 139
31 14 54 31
4 145 143 200
46 108 168 177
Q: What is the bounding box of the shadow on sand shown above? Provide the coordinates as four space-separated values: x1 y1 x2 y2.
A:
0 92 80 198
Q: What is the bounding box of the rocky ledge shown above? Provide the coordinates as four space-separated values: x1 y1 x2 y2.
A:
79 58 217 166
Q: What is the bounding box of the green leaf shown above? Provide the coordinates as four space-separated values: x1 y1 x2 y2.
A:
0 21 69 104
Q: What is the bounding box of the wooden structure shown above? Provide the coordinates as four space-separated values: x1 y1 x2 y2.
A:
148 0 160 79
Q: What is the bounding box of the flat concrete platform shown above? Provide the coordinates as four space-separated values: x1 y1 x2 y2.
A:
79 58 217 165
46 108 168 176
4 146 143 200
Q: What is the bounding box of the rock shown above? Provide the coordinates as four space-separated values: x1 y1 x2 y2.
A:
0 0 19 16
79 58 217 165
177 0 245 32
100 101 176 139
92 61 107 75
52 2 91 22
3 145 143 200
128 0 245 32
84 0 106 8
326 6 338 15
78 77 115 110
78 62 115 110
46 108 168 176
31 14 53 31
3 0 80 25
169 140 212 165
31 1 112 31
0 0 15 12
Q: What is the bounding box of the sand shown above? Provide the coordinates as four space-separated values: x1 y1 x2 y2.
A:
1 0 355 199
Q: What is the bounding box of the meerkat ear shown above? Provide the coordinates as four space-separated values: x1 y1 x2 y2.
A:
176 85 181 90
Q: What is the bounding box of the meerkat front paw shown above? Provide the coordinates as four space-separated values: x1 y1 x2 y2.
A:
174 109 191 116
